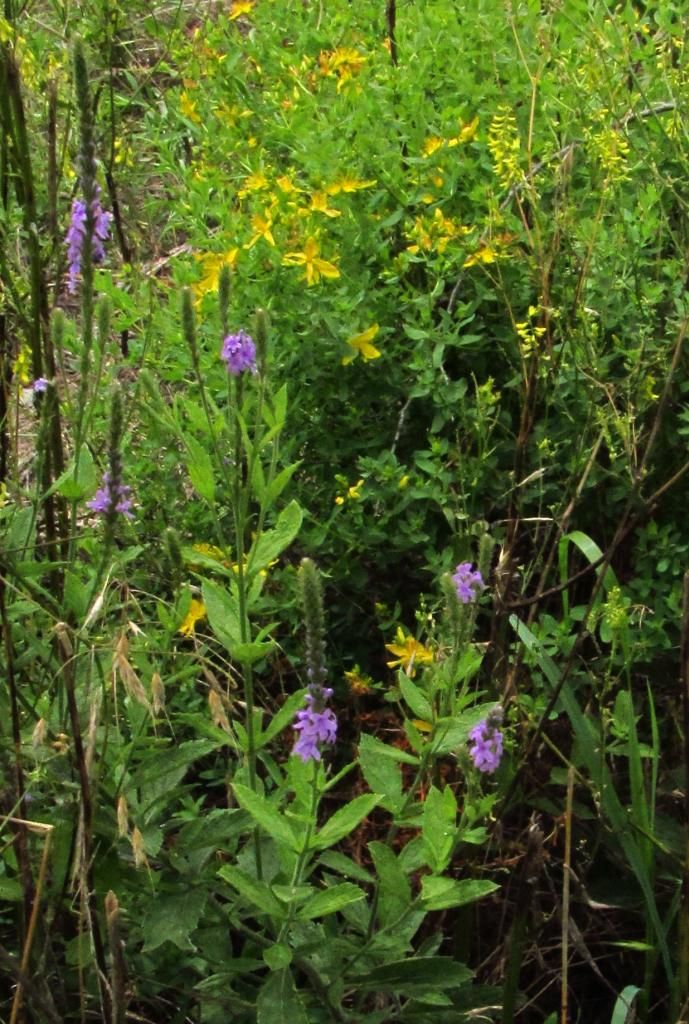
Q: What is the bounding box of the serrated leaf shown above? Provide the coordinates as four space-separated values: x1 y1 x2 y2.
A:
142 890 207 951
185 435 216 502
398 673 433 721
257 968 307 1024
350 956 472 992
311 794 380 850
297 882 365 920
369 841 411 928
249 500 302 572
202 579 242 652
421 876 498 911
359 734 404 813
422 785 457 873
50 447 97 500
218 865 285 917
232 782 298 850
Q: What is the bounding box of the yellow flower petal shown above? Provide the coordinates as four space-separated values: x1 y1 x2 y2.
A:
179 599 206 637
343 324 381 363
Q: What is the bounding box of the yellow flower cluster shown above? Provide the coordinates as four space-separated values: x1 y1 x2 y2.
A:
515 305 547 356
586 118 630 185
318 47 367 91
335 479 364 505
487 107 522 189
407 208 472 256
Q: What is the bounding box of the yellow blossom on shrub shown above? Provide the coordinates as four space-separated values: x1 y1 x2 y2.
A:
230 0 254 19
447 116 479 146
282 237 340 286
179 599 206 636
238 171 269 197
180 90 201 124
245 208 276 248
335 479 364 505
319 47 366 90
385 627 433 677
342 324 381 364
194 250 239 301
326 175 376 195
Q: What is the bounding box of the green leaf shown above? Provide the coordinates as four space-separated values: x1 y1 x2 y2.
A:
398 672 433 721
185 435 216 502
421 876 499 911
263 461 301 508
431 704 498 755
249 500 302 572
218 864 285 917
257 968 307 1024
318 850 374 884
297 882 365 920
258 689 308 748
369 841 411 928
422 785 457 873
50 447 97 500
359 734 404 813
202 579 242 652
231 639 275 665
142 890 207 951
611 985 640 1024
132 739 220 814
350 956 472 992
263 944 293 970
0 877 23 901
311 794 380 850
231 782 298 850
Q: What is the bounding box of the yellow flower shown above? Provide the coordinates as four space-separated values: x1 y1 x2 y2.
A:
12 346 31 386
326 175 377 195
230 0 254 19
318 47 366 90
385 627 434 677
447 116 479 146
335 478 364 505
422 135 444 157
308 190 341 218
463 244 498 268
180 90 201 124
342 324 381 365
276 175 301 194
245 208 276 249
398 474 410 489
238 171 269 197
179 599 206 636
194 249 239 302
345 667 373 695
282 237 340 286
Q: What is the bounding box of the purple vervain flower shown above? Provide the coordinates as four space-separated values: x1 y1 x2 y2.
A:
452 561 485 604
87 470 134 520
66 185 112 294
221 330 257 376
468 709 504 774
32 378 49 393
293 693 338 762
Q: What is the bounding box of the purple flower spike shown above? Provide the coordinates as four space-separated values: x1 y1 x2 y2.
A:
66 186 113 294
293 705 338 762
221 330 257 376
87 470 134 520
32 378 49 393
468 710 504 774
452 561 485 604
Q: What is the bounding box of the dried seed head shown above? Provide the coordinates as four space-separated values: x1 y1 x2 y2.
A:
131 826 148 869
32 718 47 748
117 795 129 838
151 672 165 716
209 690 231 733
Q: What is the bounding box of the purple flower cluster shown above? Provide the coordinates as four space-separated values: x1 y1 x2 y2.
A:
468 709 504 773
221 331 257 376
293 688 338 762
66 186 112 294
32 378 49 394
452 561 485 604
87 470 134 520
